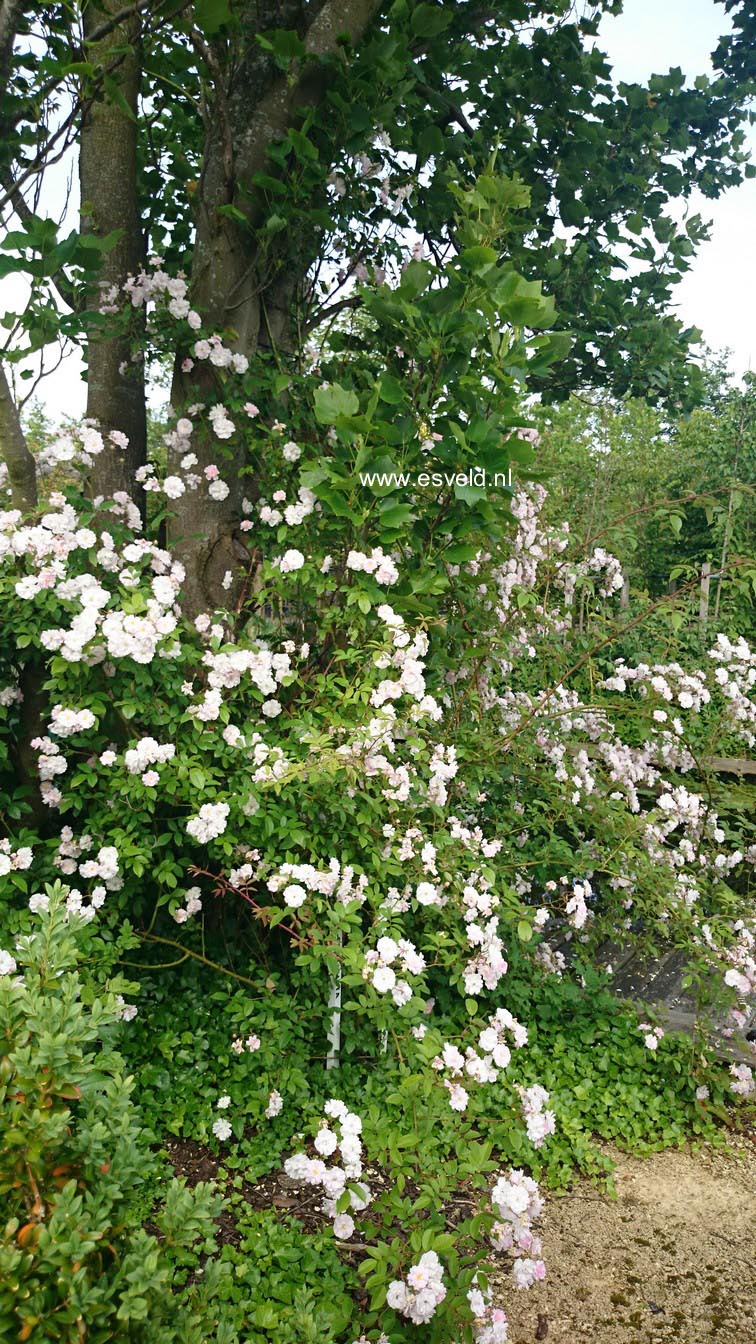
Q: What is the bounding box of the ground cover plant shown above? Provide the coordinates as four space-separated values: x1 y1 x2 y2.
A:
0 2 755 1341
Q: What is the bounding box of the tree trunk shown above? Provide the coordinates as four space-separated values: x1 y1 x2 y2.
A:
79 0 146 514
0 363 37 510
167 0 381 614
0 362 48 820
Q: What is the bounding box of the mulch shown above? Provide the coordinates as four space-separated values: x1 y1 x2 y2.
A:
163 1134 477 1252
164 1135 376 1247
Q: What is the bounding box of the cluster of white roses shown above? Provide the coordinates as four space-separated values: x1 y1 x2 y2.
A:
491 1168 546 1289
0 677 22 708
283 1100 371 1240
729 1063 754 1096
568 545 624 600
722 920 755 1030
601 658 711 711
481 484 568 626
172 885 203 924
363 933 426 1004
122 736 176 785
48 704 97 737
467 1280 510 1344
32 421 131 477
346 546 399 586
186 801 230 843
483 537 754 1021
638 1022 665 1051
212 1081 282 1141
0 839 33 877
386 1250 447 1324
54 827 120 890
266 859 369 910
708 634 756 746
564 878 592 932
518 1084 556 1149
3 499 184 679
259 483 318 530
0 947 18 976
189 641 294 725
432 1008 530 1113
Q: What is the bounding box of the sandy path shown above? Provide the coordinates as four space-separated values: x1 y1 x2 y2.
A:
500 1141 755 1344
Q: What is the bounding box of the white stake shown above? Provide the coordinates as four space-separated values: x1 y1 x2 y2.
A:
326 935 342 1070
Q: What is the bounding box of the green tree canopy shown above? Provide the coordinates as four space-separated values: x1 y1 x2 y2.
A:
1 0 754 603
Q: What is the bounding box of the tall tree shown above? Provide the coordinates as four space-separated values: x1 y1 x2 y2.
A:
1 0 754 610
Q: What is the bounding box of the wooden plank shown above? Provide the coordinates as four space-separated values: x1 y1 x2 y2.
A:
574 742 756 777
703 756 756 776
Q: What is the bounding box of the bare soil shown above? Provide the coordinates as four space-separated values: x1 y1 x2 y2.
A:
500 1141 756 1344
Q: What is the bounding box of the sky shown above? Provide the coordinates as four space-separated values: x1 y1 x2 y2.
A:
597 0 755 378
2 0 754 422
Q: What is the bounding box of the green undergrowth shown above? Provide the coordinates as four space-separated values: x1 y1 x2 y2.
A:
122 957 735 1195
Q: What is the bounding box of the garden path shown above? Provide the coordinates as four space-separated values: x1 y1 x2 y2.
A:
500 1140 756 1343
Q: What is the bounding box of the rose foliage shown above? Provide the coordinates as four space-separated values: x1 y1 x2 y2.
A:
0 176 754 1343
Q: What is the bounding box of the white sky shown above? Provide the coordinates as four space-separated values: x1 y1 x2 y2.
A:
2 0 753 421
598 0 755 378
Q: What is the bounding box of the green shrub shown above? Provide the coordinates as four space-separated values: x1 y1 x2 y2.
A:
214 1210 356 1344
0 884 228 1344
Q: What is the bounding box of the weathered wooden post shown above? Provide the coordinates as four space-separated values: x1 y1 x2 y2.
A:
699 562 711 628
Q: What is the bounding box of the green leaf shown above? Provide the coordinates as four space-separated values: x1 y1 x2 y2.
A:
378 503 415 528
453 481 487 505
378 374 406 405
399 259 431 297
217 203 248 225
460 245 498 273
314 383 359 424
102 74 137 123
416 124 446 161
444 542 480 562
410 4 454 38
195 0 233 35
288 128 318 161
255 29 306 66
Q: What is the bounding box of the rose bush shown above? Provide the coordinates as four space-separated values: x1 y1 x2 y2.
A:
0 175 753 1341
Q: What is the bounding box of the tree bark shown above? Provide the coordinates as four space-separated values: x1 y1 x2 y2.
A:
0 356 48 820
168 0 381 614
0 364 37 510
0 0 23 86
79 0 146 514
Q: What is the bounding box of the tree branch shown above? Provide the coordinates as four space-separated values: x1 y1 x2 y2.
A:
415 78 475 136
0 98 81 216
303 293 362 335
0 363 37 511
84 0 187 48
